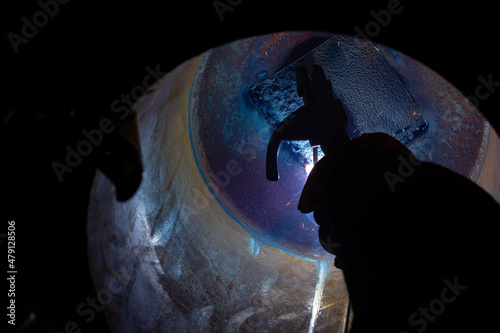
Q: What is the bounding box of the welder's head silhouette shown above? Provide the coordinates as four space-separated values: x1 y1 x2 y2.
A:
298 132 500 333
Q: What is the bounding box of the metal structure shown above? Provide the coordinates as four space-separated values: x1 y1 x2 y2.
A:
87 32 500 332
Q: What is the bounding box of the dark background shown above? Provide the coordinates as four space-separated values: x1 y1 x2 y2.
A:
2 1 499 332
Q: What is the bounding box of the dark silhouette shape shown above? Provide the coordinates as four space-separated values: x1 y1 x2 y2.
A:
266 64 350 181
266 63 500 332
298 132 500 332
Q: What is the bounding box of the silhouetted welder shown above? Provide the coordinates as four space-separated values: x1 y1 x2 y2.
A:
267 63 500 332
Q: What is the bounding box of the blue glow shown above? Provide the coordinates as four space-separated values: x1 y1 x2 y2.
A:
248 237 263 256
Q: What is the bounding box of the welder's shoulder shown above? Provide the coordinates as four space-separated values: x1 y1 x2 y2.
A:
403 159 500 219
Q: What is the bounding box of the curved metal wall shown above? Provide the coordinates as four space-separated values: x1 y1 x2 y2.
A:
87 32 500 332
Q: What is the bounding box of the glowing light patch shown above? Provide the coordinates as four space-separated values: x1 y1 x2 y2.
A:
305 163 314 175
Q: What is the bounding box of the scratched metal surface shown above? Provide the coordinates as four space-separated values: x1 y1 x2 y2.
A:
86 32 491 333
